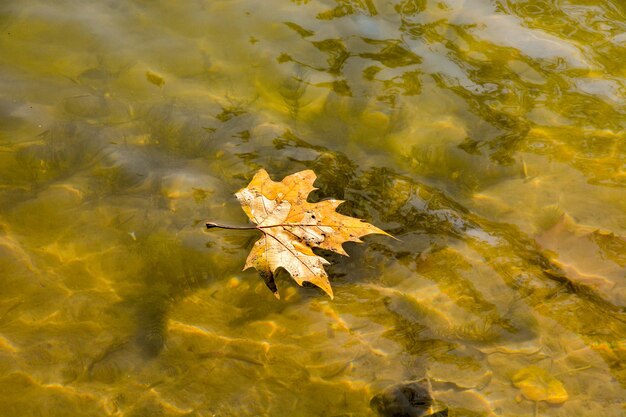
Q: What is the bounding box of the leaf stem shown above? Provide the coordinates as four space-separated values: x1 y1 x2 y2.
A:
207 221 390 231
205 222 258 230
206 222 329 230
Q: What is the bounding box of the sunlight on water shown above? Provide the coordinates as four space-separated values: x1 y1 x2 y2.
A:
0 0 625 416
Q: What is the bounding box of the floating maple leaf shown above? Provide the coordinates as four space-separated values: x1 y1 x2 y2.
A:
206 169 392 299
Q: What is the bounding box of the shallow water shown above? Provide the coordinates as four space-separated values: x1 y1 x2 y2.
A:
0 0 625 416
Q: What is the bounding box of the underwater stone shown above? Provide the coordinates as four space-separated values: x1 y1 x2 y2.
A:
370 381 433 417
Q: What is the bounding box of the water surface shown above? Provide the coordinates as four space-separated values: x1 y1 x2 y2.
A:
0 0 625 416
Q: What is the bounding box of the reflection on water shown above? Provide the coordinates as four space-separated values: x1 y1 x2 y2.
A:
0 0 625 415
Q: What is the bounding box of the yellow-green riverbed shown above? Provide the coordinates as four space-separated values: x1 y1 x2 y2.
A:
0 0 625 416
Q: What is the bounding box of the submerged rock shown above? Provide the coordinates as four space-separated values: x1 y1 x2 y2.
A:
370 381 433 417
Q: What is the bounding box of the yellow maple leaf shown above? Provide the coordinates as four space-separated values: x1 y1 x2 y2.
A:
206 169 392 299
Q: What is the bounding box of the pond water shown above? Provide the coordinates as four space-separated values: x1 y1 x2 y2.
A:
1 0 625 416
